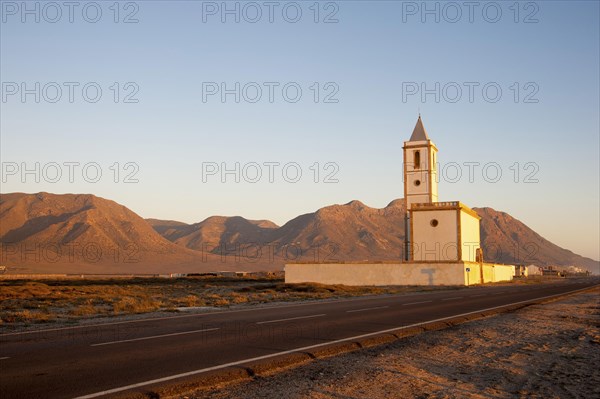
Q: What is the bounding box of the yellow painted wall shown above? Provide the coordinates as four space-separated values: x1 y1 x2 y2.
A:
463 262 481 285
430 147 438 202
474 263 515 283
460 210 481 262
461 262 514 285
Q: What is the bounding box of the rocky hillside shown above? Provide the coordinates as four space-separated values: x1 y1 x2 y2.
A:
0 193 277 274
1 193 597 274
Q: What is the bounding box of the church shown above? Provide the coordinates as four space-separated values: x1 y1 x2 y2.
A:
403 116 482 264
285 116 515 286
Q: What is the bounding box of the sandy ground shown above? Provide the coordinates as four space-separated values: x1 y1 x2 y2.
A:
185 289 600 399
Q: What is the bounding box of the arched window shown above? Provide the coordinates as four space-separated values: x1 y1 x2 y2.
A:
414 151 421 169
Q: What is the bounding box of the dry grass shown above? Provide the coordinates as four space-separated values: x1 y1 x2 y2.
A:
0 277 419 329
112 296 162 314
2 309 51 323
0 279 167 328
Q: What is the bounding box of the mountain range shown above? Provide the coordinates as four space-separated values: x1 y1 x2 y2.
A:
1 192 598 274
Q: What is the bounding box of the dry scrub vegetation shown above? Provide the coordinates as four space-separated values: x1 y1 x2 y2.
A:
0 275 559 332
0 277 464 331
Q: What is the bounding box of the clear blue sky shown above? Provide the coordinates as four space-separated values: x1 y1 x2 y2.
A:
1 1 599 261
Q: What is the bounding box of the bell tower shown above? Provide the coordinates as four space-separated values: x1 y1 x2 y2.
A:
403 115 438 261
403 115 438 210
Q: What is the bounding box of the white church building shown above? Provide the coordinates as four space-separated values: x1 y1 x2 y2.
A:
285 116 515 286
403 116 482 264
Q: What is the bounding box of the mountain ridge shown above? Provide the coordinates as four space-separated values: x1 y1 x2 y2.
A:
1 192 597 274
147 198 598 273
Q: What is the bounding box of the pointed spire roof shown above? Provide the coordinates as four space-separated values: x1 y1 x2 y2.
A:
409 115 429 141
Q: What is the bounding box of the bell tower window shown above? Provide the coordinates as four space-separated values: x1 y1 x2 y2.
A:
414 151 421 169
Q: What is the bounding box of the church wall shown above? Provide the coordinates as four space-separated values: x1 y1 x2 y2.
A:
405 172 431 196
429 148 438 202
412 209 458 261
460 210 481 262
430 171 438 201
403 139 438 209
404 143 431 171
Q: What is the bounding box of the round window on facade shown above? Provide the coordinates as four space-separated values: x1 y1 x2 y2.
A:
430 219 439 227
414 180 421 186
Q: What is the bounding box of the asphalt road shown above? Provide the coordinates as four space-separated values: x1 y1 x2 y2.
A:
1 278 598 399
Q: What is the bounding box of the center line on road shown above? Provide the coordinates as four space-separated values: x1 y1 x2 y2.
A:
0 357 10 360
442 297 463 301
256 314 326 325
402 300 433 306
91 328 220 347
346 306 389 313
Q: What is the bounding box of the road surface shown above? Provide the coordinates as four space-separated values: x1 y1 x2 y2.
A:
1 278 598 398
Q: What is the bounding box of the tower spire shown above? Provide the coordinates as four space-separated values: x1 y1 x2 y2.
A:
409 115 429 141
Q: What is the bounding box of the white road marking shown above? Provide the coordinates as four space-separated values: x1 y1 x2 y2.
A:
402 300 432 306
0 357 10 360
442 297 463 301
256 314 326 325
346 306 389 313
90 328 220 347
73 285 599 399
470 294 486 297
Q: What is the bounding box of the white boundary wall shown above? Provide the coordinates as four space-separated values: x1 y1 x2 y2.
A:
285 262 515 286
